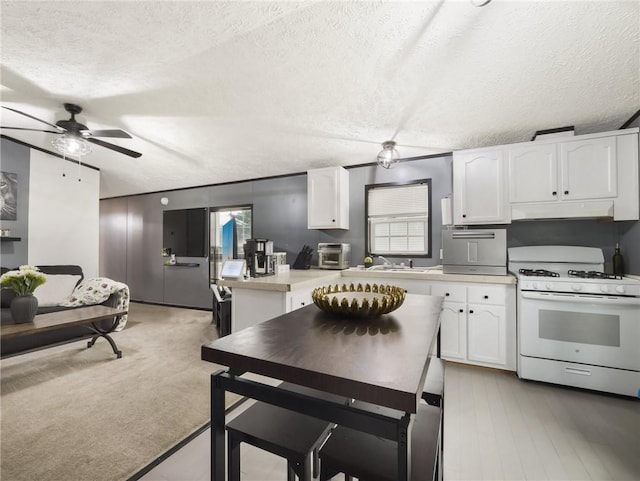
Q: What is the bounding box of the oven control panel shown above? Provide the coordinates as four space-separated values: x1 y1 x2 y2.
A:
519 279 640 297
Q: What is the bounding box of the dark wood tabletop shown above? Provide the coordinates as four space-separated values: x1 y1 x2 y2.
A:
201 294 443 413
1 305 127 339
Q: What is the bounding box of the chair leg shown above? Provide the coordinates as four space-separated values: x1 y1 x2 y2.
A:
228 434 241 481
300 455 313 481
441 402 444 481
312 447 319 478
287 462 296 481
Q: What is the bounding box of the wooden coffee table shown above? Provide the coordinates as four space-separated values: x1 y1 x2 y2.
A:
1 305 128 358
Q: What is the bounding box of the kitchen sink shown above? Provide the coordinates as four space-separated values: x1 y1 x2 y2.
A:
384 267 442 273
351 265 443 273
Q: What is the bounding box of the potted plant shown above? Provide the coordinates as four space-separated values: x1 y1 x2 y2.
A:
0 265 46 323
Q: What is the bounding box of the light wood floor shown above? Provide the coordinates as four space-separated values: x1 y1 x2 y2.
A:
139 363 640 481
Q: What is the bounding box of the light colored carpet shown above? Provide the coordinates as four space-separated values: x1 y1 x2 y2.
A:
0 302 238 481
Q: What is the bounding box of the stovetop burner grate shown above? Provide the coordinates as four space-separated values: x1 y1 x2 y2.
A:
518 268 560 277
568 270 622 280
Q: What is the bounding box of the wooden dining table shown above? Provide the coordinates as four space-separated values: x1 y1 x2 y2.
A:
201 293 443 481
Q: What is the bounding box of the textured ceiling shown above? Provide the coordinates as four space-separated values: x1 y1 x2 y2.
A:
1 1 638 198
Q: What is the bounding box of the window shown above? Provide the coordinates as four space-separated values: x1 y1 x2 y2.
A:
365 180 431 257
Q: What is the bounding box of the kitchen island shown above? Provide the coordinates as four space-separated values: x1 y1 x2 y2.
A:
218 269 341 332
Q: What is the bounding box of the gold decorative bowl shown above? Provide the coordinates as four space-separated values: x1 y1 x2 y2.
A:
311 283 406 318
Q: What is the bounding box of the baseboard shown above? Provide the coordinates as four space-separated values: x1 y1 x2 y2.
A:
444 360 517 375
130 299 211 312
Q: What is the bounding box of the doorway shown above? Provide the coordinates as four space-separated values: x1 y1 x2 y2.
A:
209 206 252 282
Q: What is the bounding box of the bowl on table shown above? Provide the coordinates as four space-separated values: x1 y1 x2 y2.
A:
311 282 405 317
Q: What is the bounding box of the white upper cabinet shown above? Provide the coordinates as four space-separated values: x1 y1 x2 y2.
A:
508 143 558 203
307 166 349 229
508 136 617 203
453 148 510 224
455 128 638 224
559 136 617 200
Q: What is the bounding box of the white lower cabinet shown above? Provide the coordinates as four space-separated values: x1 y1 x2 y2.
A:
467 303 506 365
232 273 517 371
288 288 313 312
431 282 515 371
438 300 466 361
231 286 314 332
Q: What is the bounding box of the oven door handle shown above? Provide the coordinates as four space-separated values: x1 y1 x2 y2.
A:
520 290 640 306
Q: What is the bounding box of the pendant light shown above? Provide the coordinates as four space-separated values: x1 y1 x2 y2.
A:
376 141 399 169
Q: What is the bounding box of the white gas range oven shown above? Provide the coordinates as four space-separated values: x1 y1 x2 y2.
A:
509 245 640 398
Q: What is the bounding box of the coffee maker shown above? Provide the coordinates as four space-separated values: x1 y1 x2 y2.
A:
244 238 275 277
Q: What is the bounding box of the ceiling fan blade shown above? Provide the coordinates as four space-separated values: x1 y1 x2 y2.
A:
86 138 142 158
2 106 64 131
81 129 132 139
1 126 62 134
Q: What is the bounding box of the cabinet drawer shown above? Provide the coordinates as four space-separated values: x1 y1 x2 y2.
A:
467 285 505 305
430 284 466 303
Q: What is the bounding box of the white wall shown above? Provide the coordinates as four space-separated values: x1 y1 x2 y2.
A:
28 150 100 277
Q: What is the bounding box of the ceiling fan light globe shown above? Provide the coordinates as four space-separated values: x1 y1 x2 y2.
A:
52 135 91 156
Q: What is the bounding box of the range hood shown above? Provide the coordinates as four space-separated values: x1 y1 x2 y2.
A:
511 200 614 221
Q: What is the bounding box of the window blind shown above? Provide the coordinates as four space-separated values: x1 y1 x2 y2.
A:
368 184 429 217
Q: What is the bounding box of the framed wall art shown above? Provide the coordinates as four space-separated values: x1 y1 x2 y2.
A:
0 171 18 220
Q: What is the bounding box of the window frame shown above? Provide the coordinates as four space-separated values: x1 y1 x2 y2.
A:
364 179 432 258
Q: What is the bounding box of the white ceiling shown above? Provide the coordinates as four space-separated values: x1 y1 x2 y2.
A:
1 1 638 199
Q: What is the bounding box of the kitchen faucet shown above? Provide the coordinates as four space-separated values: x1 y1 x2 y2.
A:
377 256 393 266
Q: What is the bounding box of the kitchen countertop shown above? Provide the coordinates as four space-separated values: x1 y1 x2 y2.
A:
341 266 517 285
220 266 517 291
218 268 342 292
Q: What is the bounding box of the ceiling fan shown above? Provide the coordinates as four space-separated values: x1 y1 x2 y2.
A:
1 103 142 158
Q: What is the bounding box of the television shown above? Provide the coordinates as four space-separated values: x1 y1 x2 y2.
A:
163 208 207 257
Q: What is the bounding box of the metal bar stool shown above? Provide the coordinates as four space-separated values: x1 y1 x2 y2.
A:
225 382 348 481
319 357 445 481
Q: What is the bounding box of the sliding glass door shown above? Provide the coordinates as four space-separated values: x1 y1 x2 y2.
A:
209 206 252 282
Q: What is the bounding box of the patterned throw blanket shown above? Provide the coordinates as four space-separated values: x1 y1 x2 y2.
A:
60 277 130 331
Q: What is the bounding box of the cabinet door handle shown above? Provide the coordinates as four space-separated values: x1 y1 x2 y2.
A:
462 214 467 218
445 292 450 296
459 309 464 313
332 219 335 222
564 190 569 195
552 191 557 196
483 295 489 299
469 309 474 314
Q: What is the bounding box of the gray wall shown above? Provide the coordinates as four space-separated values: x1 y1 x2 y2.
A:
99 155 454 308
500 220 637 274
100 147 640 309
0 139 30 267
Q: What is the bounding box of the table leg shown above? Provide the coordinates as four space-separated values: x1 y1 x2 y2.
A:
397 413 413 480
84 321 122 358
211 370 227 481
